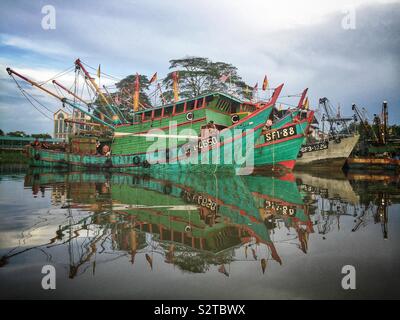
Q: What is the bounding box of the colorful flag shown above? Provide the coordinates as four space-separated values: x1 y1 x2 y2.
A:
149 72 157 84
133 73 140 112
97 64 101 78
303 97 309 109
172 71 179 102
253 82 258 91
261 258 267 274
219 73 230 83
262 75 268 91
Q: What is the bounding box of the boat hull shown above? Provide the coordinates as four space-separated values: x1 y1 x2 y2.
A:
26 102 272 174
253 119 310 171
296 134 360 169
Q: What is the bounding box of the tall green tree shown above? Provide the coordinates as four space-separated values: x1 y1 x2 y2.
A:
162 57 252 102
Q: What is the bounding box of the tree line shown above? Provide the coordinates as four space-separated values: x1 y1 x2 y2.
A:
0 130 52 139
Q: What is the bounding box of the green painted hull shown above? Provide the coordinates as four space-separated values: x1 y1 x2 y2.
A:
27 102 272 173
253 113 310 170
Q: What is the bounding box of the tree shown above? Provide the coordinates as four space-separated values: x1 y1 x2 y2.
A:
31 133 52 139
162 56 252 102
7 131 28 137
0 129 4 136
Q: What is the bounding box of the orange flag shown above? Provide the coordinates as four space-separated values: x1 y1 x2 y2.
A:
172 71 179 102
303 97 309 110
133 73 140 112
261 258 267 274
262 75 268 91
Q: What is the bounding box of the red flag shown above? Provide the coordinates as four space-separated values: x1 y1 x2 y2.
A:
219 74 230 83
253 82 258 91
149 72 157 84
262 75 268 91
219 74 227 82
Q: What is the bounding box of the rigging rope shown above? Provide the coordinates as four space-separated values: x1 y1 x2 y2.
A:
38 65 75 86
10 75 54 120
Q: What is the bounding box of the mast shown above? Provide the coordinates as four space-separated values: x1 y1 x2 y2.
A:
382 101 388 145
52 79 120 125
75 59 123 123
172 71 179 102
102 85 128 123
7 67 115 130
319 97 352 137
53 79 92 135
352 103 379 143
75 59 110 106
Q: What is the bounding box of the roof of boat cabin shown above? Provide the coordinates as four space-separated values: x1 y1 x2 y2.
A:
135 91 244 115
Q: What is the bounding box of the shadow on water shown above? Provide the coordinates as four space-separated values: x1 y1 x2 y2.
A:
0 166 399 299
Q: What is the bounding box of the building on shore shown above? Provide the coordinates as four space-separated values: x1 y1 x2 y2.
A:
54 109 70 140
53 109 92 141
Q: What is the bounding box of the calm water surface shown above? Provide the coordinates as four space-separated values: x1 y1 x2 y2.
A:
0 165 399 299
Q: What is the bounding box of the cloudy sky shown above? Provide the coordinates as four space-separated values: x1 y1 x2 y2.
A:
0 0 399 135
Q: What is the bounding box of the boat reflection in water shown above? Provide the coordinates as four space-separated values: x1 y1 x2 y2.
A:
1 168 398 283
296 170 398 240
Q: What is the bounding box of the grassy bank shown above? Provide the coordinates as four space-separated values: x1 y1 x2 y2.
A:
0 150 29 164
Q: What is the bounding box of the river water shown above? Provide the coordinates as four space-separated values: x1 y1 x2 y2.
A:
0 165 399 299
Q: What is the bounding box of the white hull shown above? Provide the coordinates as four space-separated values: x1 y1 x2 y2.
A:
296 134 359 168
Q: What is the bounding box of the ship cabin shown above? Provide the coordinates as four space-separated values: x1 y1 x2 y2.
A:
112 92 262 155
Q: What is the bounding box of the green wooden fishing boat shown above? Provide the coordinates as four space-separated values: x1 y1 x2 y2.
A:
26 85 284 173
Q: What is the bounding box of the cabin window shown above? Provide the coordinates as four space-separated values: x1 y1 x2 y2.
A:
186 100 195 111
205 96 213 107
235 103 241 113
216 98 232 113
144 111 152 121
154 108 162 119
164 106 173 116
175 103 184 114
